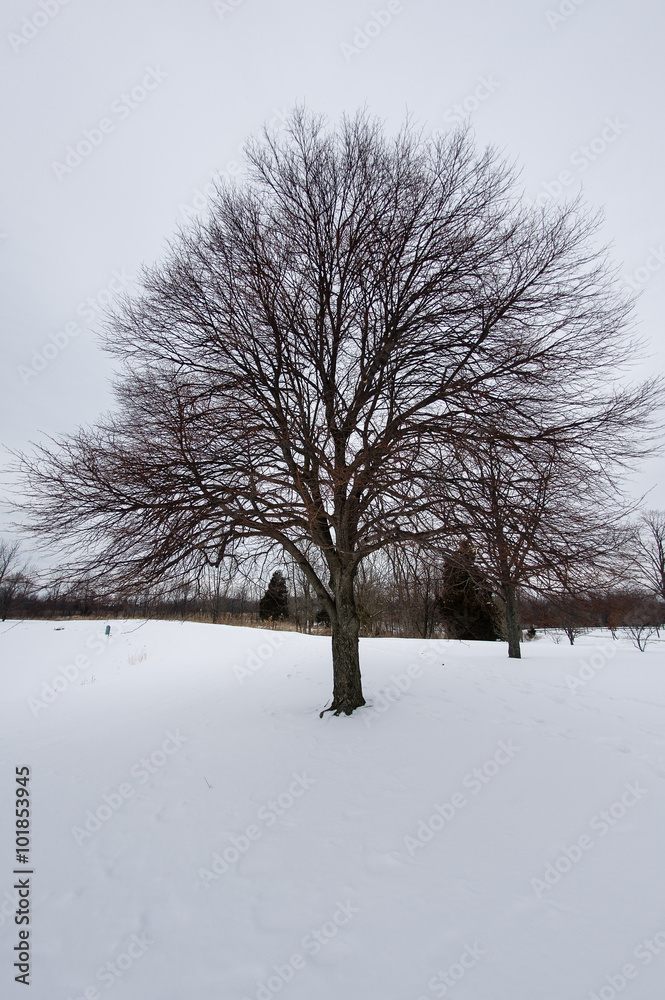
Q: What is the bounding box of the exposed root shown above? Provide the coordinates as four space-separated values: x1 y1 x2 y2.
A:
319 696 366 718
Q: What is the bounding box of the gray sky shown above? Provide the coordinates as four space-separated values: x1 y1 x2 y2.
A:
1 0 664 546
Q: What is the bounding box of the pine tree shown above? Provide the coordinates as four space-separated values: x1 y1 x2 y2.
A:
315 606 331 626
437 541 500 641
259 571 289 621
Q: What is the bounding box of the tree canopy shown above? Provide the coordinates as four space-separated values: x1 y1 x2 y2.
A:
17 109 660 713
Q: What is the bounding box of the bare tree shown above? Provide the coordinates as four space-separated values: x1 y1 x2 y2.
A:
623 591 665 650
444 412 655 657
0 539 21 582
200 562 232 624
633 511 665 600
15 110 660 713
0 539 35 621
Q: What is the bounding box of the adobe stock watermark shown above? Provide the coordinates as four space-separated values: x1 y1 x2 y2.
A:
51 66 167 181
8 0 74 54
241 900 359 1000
65 931 153 999
564 640 616 694
178 107 288 224
530 781 647 898
404 739 521 857
179 160 242 223
233 632 285 684
363 639 446 726
71 730 189 846
545 0 588 31
415 943 486 999
437 75 501 127
197 771 316 886
363 662 422 724
525 117 628 209
586 926 665 1000
26 628 118 716
340 1 404 62
213 0 248 19
620 245 665 293
0 887 20 932
17 267 132 386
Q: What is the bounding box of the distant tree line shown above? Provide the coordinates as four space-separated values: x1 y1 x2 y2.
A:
4 513 664 645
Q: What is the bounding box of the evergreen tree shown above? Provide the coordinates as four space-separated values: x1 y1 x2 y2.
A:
315 606 331 626
437 541 500 641
259 571 289 621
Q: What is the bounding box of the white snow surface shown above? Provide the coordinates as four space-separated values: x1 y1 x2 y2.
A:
2 620 665 1000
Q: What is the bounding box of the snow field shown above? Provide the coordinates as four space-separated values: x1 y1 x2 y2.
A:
1 620 665 999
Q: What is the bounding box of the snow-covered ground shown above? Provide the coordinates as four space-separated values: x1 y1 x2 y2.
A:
1 620 665 1000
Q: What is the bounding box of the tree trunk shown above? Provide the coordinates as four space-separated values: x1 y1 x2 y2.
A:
504 584 522 659
322 573 366 716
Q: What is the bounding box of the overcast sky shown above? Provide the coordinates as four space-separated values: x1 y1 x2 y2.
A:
1 0 664 547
